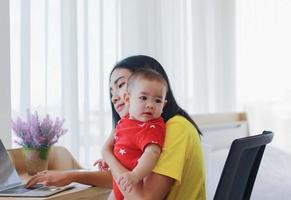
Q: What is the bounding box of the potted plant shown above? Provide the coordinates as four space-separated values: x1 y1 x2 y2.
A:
11 110 67 175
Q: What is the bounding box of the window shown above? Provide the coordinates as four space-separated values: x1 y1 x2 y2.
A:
236 0 291 152
10 0 118 167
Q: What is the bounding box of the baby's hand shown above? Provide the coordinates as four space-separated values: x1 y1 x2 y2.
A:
117 172 140 192
93 159 110 171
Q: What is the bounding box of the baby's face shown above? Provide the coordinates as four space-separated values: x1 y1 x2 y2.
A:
127 78 167 122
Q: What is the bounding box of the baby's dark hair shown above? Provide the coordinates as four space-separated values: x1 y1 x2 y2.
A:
127 68 168 93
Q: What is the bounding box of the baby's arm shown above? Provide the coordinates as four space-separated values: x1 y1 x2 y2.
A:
94 130 115 171
102 130 115 156
117 144 161 191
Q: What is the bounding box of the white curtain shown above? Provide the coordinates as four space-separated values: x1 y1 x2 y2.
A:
236 0 291 153
119 0 236 113
10 0 236 167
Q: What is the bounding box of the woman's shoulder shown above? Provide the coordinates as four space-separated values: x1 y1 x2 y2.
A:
166 115 193 128
166 115 199 136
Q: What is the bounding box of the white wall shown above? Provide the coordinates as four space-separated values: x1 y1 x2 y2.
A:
0 0 12 147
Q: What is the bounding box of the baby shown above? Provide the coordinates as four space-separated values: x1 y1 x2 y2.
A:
96 68 168 200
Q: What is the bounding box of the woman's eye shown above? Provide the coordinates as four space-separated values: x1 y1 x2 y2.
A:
139 96 147 101
118 82 125 88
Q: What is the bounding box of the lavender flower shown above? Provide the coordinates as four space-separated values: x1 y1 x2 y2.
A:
11 110 67 148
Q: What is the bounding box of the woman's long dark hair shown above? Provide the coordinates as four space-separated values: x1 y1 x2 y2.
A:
109 55 202 135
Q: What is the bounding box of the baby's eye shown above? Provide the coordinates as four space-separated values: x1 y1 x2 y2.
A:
139 96 147 101
155 99 162 103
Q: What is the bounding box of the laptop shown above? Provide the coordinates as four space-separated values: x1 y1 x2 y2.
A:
0 139 73 197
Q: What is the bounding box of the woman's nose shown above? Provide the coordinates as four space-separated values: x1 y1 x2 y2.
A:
111 93 119 104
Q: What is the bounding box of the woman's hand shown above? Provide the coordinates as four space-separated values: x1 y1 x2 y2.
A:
123 173 174 200
26 171 73 188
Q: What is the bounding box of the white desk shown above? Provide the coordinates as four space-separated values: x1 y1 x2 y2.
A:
5 147 111 199
0 174 111 200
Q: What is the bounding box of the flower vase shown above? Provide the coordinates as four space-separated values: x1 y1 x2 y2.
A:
22 147 50 175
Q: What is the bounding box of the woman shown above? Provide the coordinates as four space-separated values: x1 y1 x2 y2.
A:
27 55 206 200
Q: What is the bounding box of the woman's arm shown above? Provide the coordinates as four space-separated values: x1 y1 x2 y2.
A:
135 173 174 200
70 170 112 187
26 170 112 188
104 148 174 200
117 144 161 190
26 130 117 189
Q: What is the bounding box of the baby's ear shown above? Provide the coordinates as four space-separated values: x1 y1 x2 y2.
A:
123 92 130 105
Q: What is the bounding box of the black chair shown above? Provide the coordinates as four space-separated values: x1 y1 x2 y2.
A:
213 131 274 200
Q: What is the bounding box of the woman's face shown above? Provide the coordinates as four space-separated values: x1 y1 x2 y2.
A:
110 68 133 118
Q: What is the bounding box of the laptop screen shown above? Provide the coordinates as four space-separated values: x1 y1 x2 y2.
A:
0 140 22 191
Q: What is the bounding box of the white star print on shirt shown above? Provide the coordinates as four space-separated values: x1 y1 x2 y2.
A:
150 125 156 128
138 123 145 127
119 148 126 155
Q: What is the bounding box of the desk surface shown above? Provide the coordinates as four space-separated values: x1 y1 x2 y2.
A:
0 173 111 200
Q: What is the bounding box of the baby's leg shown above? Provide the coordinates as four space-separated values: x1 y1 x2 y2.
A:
107 191 116 200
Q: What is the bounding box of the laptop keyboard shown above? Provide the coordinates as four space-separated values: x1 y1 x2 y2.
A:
0 183 44 194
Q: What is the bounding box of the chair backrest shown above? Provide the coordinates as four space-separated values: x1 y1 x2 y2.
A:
213 131 274 200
